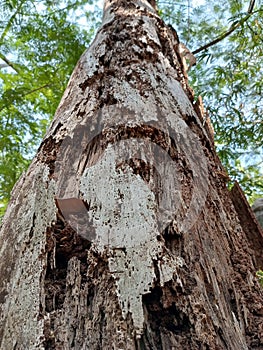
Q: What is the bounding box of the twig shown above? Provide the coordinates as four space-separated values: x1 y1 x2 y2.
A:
0 0 27 44
0 83 51 112
193 0 257 55
0 53 20 73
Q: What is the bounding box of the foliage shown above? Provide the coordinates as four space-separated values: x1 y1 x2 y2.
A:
256 270 263 287
0 0 100 219
0 0 262 220
158 0 263 202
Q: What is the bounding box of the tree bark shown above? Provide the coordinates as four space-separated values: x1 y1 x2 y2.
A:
0 0 262 349
252 198 263 229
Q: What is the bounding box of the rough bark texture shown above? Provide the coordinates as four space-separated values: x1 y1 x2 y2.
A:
0 0 263 349
252 198 263 229
230 182 263 269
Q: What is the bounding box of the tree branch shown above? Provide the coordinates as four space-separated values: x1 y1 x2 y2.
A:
23 83 51 97
40 2 82 18
0 53 20 73
193 0 257 55
0 83 51 112
0 0 27 44
0 1 28 74
247 0 256 13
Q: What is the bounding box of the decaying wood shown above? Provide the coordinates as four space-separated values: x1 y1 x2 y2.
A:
230 182 263 269
252 198 263 229
0 0 262 349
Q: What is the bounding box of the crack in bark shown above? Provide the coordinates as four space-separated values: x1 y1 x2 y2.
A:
42 215 91 348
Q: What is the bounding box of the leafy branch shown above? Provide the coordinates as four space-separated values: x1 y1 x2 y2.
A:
193 0 257 55
23 83 51 97
0 1 30 73
0 0 27 43
40 1 85 18
0 83 51 112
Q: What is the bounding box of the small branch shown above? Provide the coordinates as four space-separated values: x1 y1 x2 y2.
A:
23 83 51 97
0 83 51 112
247 0 256 13
192 20 243 55
193 0 257 55
0 1 28 74
0 53 20 73
40 2 82 18
0 0 27 44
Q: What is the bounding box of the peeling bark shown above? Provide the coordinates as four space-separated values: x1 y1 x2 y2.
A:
0 0 262 349
230 182 263 269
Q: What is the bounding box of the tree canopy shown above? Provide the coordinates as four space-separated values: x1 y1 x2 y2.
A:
0 0 262 219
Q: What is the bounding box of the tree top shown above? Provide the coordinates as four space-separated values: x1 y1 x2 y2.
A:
103 0 158 14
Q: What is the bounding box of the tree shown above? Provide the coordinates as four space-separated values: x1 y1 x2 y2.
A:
0 0 262 219
253 198 263 228
0 0 97 218
0 0 262 348
159 0 263 199
253 197 263 288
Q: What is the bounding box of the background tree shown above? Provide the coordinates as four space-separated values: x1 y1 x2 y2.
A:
0 0 262 348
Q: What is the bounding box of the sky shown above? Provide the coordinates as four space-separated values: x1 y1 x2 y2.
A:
86 0 206 12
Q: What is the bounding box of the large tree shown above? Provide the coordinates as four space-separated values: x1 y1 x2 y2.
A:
1 0 263 218
0 0 262 348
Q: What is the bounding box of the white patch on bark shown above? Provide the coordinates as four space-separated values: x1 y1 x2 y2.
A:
0 162 57 349
80 143 185 335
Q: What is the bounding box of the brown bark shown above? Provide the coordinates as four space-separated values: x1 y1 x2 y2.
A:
230 182 263 269
252 198 263 229
0 0 262 349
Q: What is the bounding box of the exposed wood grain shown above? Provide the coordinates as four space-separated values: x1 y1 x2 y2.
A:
230 182 263 269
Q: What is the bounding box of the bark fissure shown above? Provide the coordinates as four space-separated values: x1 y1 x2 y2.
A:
43 214 91 348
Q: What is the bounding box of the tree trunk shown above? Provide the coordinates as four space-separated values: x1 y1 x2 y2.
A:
252 198 263 229
0 0 262 349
